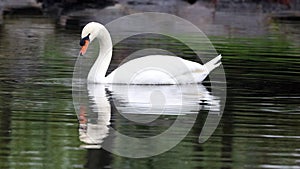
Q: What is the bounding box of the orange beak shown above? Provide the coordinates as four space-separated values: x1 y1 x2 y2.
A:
80 40 89 56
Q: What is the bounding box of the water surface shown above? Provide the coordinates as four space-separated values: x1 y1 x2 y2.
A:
0 16 299 168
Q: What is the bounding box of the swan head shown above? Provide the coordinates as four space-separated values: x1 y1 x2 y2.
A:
79 22 103 56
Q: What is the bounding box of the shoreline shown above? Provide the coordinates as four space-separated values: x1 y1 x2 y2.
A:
0 0 299 36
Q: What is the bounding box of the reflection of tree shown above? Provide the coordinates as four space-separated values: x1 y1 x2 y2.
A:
0 17 46 167
86 149 112 169
0 81 14 167
0 17 87 168
220 98 233 167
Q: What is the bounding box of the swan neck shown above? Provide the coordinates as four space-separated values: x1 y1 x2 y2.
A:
88 26 112 83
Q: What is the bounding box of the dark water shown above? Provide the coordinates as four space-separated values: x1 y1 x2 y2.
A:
0 16 299 169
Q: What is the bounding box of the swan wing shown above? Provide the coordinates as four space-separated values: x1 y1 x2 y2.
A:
105 55 208 84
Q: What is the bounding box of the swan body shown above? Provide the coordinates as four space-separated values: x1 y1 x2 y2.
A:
79 22 221 84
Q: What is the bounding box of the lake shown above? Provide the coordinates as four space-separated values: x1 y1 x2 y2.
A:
0 14 299 169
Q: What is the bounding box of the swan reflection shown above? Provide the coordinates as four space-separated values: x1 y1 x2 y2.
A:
77 84 220 149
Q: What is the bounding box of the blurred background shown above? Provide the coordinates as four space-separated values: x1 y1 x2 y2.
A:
1 0 300 32
0 0 299 169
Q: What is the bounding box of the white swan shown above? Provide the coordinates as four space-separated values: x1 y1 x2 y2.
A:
79 22 222 84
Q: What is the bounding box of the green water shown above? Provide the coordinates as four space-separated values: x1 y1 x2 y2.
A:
0 16 299 168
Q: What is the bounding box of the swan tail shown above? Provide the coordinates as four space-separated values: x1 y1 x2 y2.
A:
204 54 222 73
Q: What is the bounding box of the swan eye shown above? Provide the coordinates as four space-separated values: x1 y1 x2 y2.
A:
80 33 90 46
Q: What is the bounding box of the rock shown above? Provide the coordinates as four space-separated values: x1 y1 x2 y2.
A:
2 0 42 15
